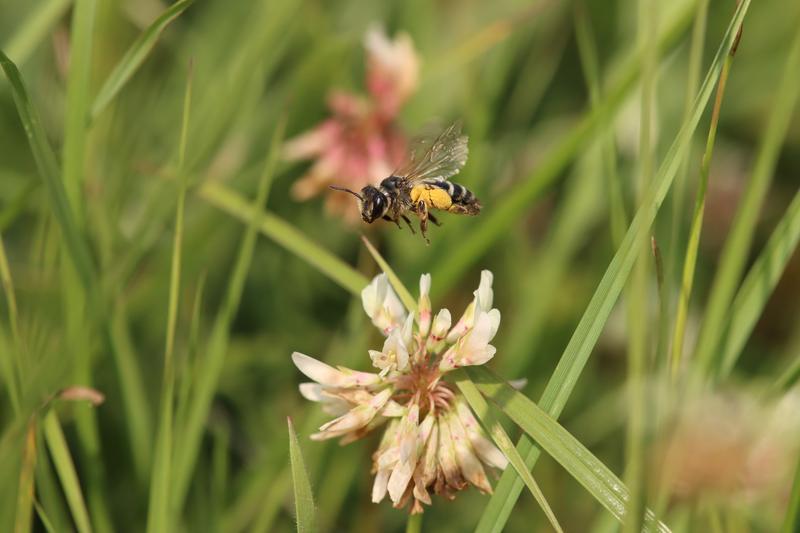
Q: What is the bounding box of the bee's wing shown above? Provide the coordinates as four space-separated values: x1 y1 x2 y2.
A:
395 122 469 185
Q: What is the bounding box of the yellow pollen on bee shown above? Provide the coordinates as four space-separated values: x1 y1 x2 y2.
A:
410 185 452 210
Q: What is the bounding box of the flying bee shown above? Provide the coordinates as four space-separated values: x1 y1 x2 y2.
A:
330 121 481 244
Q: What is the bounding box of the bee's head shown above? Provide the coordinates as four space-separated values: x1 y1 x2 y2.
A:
329 185 387 224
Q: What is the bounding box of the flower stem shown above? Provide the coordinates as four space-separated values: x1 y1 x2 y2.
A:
406 513 422 533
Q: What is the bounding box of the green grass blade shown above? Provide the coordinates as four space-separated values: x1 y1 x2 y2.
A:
782 456 800 533
670 47 736 377
694 21 800 375
14 420 37 533
478 1 751 527
2 0 72 65
197 182 368 296
718 189 800 377
61 0 95 222
145 63 193 533
467 367 669 532
43 413 93 533
172 119 286 512
287 417 317 533
454 370 563 533
361 236 416 312
90 0 194 121
430 0 697 298
0 51 96 291
109 302 153 483
0 233 23 411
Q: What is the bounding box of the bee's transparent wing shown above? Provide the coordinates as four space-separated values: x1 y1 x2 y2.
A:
395 122 469 184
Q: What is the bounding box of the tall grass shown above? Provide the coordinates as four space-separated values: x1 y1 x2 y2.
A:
1 0 799 531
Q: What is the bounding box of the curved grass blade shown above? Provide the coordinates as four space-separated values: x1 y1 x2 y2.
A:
478 1 751 528
43 413 93 533
694 21 800 376
197 182 368 296
454 371 563 533
468 367 670 532
14 420 37 533
361 236 417 312
718 189 800 378
90 0 194 121
0 51 95 291
670 39 737 377
287 417 317 533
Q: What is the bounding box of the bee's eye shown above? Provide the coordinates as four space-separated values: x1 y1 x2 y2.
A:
370 195 385 219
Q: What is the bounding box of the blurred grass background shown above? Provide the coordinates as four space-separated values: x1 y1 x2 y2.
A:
1 0 799 531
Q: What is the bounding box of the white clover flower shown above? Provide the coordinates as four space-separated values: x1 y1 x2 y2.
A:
292 271 506 513
362 273 407 335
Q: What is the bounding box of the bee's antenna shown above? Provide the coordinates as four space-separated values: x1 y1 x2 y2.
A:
329 185 363 201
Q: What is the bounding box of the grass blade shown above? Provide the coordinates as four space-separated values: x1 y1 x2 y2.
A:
454 370 563 533
478 1 751 527
43 413 92 533
694 20 800 375
468 367 669 532
2 0 71 65
197 182 368 296
718 189 800 377
14 420 37 533
0 51 96 291
361 236 416 312
287 417 316 533
145 62 193 533
172 119 286 512
783 456 800 533
670 36 737 377
90 0 194 121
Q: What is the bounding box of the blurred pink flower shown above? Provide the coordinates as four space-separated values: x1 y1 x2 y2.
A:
284 25 420 221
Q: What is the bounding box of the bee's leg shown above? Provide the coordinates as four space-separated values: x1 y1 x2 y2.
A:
416 202 430 245
401 215 416 234
428 212 442 227
383 215 403 230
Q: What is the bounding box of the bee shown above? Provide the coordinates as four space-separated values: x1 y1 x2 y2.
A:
330 122 481 244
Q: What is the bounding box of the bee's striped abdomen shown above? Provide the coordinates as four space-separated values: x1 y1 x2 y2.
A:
432 181 481 215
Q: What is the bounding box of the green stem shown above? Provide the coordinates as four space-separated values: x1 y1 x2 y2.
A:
670 47 735 378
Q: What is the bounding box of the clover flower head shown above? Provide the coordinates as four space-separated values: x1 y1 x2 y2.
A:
292 271 507 513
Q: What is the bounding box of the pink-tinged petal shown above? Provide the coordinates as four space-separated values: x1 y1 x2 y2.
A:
448 411 492 493
361 274 407 335
413 421 438 504
339 415 389 445
439 311 499 372
417 273 432 336
283 120 340 161
290 143 346 200
381 400 405 417
372 469 390 503
437 414 465 490
427 309 452 350
292 352 381 388
299 383 349 416
399 404 420 463
446 270 495 343
456 401 507 470
388 459 415 504
316 389 392 438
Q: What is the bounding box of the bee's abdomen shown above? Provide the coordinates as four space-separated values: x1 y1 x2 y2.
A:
433 181 480 214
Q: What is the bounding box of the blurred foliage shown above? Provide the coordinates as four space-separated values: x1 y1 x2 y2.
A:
1 0 800 531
